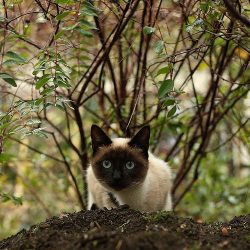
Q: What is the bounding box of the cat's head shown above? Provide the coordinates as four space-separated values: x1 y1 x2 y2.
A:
90 125 150 191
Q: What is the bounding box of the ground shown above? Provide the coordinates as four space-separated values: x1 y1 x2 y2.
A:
0 207 249 250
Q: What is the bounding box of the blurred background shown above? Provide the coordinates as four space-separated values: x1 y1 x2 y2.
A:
0 0 249 240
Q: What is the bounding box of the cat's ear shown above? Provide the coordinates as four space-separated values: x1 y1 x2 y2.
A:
91 125 112 154
128 126 150 158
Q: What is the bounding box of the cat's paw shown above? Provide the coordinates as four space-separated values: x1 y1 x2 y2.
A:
119 204 130 209
90 203 98 210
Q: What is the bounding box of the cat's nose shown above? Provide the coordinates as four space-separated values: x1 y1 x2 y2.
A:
113 169 121 180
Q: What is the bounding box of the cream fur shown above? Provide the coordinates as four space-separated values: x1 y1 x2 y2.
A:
87 138 172 212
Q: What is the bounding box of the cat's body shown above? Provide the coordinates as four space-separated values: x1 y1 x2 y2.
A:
87 126 172 212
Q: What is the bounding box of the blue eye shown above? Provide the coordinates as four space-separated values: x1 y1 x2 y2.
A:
102 160 111 169
125 161 135 169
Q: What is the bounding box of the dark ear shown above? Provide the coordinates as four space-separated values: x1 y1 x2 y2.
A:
128 126 150 158
91 125 112 154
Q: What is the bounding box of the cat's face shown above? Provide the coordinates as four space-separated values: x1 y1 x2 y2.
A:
90 125 150 191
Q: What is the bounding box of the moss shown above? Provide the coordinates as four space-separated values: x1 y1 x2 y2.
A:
245 235 250 242
143 211 171 222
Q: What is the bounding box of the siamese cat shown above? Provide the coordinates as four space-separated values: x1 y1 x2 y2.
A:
87 125 172 212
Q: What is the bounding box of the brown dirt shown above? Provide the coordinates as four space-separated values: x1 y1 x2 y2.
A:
0 206 249 250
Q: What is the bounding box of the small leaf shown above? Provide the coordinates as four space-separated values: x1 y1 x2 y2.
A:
26 119 42 125
80 19 97 30
55 102 65 111
200 2 210 13
81 3 100 17
0 73 17 87
75 27 93 37
85 1 101 13
0 121 12 131
0 193 23 206
40 87 54 96
54 30 64 40
24 127 48 138
214 37 225 46
63 22 79 31
186 25 193 32
167 105 177 117
158 79 174 98
164 98 175 107
143 26 155 35
33 60 48 75
3 59 18 66
35 75 50 89
55 0 73 4
56 11 71 21
5 51 27 64
82 9 98 16
33 130 48 138
154 40 164 54
156 66 171 77
0 153 14 163
56 80 71 88
33 98 43 106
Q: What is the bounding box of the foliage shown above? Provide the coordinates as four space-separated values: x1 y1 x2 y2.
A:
0 192 23 205
0 0 249 239
179 152 250 221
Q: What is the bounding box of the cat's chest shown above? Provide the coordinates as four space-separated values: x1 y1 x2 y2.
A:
110 167 167 211
112 183 151 210
116 189 142 205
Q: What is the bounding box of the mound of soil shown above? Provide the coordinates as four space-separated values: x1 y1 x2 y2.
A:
0 206 249 250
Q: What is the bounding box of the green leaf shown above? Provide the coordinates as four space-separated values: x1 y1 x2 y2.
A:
158 79 174 98
200 2 210 13
33 129 48 138
56 80 71 88
22 127 48 139
55 103 65 111
81 2 100 17
40 87 54 96
35 75 50 89
164 98 175 107
85 1 101 13
55 0 73 4
156 66 171 77
80 19 97 30
0 193 23 206
33 60 49 75
0 121 12 131
143 26 155 35
54 30 64 40
167 105 177 117
63 22 79 31
0 153 14 163
37 132 48 138
186 25 193 32
34 97 45 106
56 11 71 21
5 51 27 64
26 119 42 125
81 9 98 17
154 40 164 54
3 59 18 66
0 73 17 87
75 27 93 37
214 37 225 46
